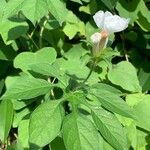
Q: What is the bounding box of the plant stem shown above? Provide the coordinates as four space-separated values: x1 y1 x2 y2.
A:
82 60 96 84
27 33 39 50
121 32 129 62
39 16 49 48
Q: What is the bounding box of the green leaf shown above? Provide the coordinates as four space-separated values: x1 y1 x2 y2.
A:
29 101 64 148
50 137 66 150
0 41 16 60
90 83 122 96
108 61 141 92
62 113 101 150
91 107 128 150
0 18 28 45
56 44 92 79
3 0 48 23
18 120 29 149
0 100 14 143
1 75 52 100
63 22 78 40
90 83 136 119
29 62 68 88
13 107 30 127
46 0 69 24
0 0 7 21
101 0 118 10
127 94 150 131
116 0 150 31
138 69 150 92
14 47 56 72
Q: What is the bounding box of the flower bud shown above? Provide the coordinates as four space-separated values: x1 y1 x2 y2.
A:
90 30 109 58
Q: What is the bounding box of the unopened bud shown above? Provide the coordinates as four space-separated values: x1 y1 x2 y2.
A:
90 30 109 58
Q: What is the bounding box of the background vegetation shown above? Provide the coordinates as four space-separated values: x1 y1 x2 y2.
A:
0 0 150 150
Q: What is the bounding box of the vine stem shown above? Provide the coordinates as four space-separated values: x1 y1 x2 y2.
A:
39 15 49 48
82 60 96 84
27 33 39 50
121 32 129 62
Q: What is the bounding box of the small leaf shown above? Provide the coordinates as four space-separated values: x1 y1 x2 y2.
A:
62 113 100 150
1 75 52 100
91 107 128 150
0 100 13 143
29 101 64 148
108 61 141 92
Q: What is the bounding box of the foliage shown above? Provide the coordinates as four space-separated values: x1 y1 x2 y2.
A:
0 0 150 150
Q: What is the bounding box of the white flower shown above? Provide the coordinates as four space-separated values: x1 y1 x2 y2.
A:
93 11 130 34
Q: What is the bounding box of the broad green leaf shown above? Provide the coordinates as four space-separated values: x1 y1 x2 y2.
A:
90 83 136 119
91 107 128 150
50 137 66 150
126 123 149 150
63 13 85 39
0 41 16 60
43 28 65 50
18 120 29 149
126 123 137 149
101 0 118 10
6 141 24 150
29 101 64 148
14 47 56 72
11 97 37 110
108 61 141 92
0 100 13 143
0 0 7 21
29 62 68 88
126 93 146 107
0 18 28 45
79 0 97 14
127 94 150 131
56 44 94 79
62 113 100 150
13 107 30 128
136 129 150 149
3 0 48 23
116 0 150 31
138 69 150 92
1 75 52 100
63 23 78 40
46 0 68 24
90 83 122 96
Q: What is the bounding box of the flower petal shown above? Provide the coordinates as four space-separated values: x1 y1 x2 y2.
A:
90 32 101 44
104 15 130 33
104 11 113 18
93 11 105 28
